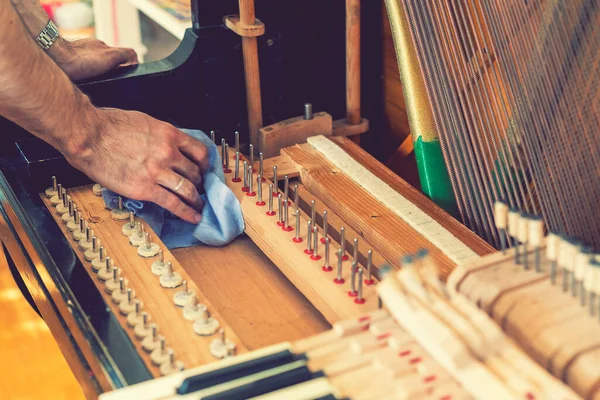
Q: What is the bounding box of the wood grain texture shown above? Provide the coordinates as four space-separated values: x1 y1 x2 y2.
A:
260 154 299 181
346 0 361 126
258 112 332 158
331 137 495 269
0 245 84 400
172 237 330 350
237 0 263 148
283 142 462 275
42 188 246 377
225 154 380 323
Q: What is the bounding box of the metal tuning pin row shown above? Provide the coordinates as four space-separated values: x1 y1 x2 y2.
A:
44 176 182 375
494 200 600 320
118 206 225 355
256 172 377 305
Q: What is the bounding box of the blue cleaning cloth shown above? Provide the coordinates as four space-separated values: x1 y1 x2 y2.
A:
102 129 244 249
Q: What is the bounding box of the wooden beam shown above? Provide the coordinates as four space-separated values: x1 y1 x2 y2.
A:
258 112 332 158
42 188 246 376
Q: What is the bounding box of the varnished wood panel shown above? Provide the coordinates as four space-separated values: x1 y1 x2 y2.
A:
42 188 247 377
173 238 330 350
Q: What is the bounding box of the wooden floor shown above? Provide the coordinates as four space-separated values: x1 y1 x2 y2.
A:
0 249 84 400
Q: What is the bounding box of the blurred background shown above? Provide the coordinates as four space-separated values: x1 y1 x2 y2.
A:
41 0 191 63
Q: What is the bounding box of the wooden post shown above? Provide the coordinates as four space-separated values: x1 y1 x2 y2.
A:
333 0 369 141
238 0 263 150
346 0 361 144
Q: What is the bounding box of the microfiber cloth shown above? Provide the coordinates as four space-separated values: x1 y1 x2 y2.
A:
102 129 244 249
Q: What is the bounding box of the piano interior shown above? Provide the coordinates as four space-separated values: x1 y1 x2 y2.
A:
0 0 598 399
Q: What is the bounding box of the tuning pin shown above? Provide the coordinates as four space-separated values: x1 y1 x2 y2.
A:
310 200 316 224
311 226 321 261
159 262 183 289
138 232 159 258
122 211 136 236
334 248 345 284
173 280 196 307
151 337 173 365
353 238 359 261
277 194 284 226
73 217 86 241
283 175 289 206
256 175 265 206
293 212 303 243
127 299 143 327
210 130 215 144
348 262 358 297
151 250 167 276
141 324 160 352
56 189 69 215
61 199 74 224
266 184 275 216
305 220 313 254
272 165 278 186
209 329 236 359
282 199 292 231
259 152 264 182
249 143 254 171
232 152 241 182
365 250 375 285
130 222 145 246
246 165 255 196
340 227 348 261
45 176 59 198
78 227 94 251
234 131 240 156
293 184 299 216
97 257 113 281
321 237 332 271
111 196 130 220
221 138 227 166
50 184 63 206
193 305 220 336
105 268 123 294
242 161 249 192
66 207 80 232
183 296 205 321
159 349 185 376
320 211 328 244
355 269 366 304
84 236 101 261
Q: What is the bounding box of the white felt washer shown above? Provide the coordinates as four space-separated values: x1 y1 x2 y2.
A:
119 300 136 315
151 347 171 366
182 303 205 321
45 187 58 198
122 222 136 237
50 194 62 206
141 335 160 352
160 271 183 289
173 290 196 308
134 322 153 339
151 261 167 276
138 243 160 258
61 212 74 224
159 360 184 376
92 184 103 196
84 248 99 262
91 257 105 272
130 232 145 247
193 317 220 336
66 219 79 232
111 208 130 221
209 338 236 359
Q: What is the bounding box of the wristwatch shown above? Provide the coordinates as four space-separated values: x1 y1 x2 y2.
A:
36 20 60 50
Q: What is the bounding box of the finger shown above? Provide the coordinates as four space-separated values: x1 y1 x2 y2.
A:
150 186 202 224
109 48 139 67
179 136 209 173
157 172 204 211
172 154 203 187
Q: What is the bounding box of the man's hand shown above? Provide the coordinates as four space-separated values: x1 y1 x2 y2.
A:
64 108 208 224
51 38 138 81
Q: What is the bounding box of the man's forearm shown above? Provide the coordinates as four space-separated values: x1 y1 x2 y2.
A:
0 1 97 157
10 0 76 66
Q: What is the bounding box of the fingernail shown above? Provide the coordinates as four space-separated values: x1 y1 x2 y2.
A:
194 213 202 224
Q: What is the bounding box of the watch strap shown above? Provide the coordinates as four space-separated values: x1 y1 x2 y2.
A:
36 20 60 50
